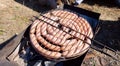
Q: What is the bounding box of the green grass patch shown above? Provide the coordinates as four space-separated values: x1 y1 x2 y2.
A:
0 29 5 35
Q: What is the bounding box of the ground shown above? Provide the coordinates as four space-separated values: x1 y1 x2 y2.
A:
0 0 39 43
0 0 120 66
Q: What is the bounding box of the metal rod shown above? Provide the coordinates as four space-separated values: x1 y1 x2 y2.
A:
90 45 120 62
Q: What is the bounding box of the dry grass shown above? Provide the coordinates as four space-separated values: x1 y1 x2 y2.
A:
0 0 38 43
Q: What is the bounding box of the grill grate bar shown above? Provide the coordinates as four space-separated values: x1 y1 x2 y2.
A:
91 44 120 62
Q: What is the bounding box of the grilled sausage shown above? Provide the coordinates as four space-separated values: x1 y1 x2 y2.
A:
36 22 61 51
30 34 61 59
30 10 93 60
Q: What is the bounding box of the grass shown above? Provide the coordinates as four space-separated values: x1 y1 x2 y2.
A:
0 29 5 35
11 15 29 23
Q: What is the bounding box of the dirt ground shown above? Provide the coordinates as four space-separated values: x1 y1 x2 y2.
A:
0 0 120 66
0 0 39 44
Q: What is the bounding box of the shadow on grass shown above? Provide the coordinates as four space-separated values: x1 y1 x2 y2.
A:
14 0 120 13
83 0 120 8
15 0 52 12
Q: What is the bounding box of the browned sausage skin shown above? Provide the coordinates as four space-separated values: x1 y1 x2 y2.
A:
30 10 93 60
30 21 61 59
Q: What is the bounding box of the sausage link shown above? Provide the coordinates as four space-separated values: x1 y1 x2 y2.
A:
30 20 40 34
61 39 77 51
30 10 93 60
30 34 61 59
36 22 61 51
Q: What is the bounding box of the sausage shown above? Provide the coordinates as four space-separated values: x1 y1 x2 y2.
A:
71 38 91 57
30 20 40 34
36 22 61 51
41 23 47 35
61 39 77 51
62 40 84 57
52 10 78 20
30 10 93 60
30 34 61 59
59 33 71 45
40 14 59 28
46 25 53 34
82 38 91 51
62 30 92 58
52 10 64 17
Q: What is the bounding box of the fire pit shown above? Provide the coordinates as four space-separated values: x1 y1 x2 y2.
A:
0 5 100 66
30 9 93 61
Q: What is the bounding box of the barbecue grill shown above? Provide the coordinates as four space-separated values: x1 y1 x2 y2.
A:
0 5 101 66
30 9 93 61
